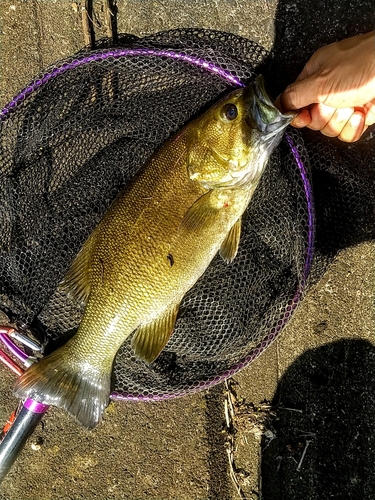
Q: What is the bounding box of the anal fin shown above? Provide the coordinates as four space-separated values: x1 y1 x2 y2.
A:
219 217 242 263
131 303 179 363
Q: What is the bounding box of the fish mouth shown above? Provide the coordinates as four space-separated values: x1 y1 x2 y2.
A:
245 75 296 142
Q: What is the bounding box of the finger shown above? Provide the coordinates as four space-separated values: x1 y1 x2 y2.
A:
280 73 322 111
291 108 312 128
308 103 336 131
320 107 356 137
295 43 330 82
364 100 375 126
275 95 312 128
338 111 366 142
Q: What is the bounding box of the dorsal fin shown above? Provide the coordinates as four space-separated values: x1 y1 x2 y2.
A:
60 233 96 306
131 303 180 363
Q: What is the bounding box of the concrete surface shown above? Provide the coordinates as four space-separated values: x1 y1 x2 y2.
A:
0 1 374 499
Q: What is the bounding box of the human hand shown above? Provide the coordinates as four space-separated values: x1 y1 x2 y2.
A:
278 31 375 142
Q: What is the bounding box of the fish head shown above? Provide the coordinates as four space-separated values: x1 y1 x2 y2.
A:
187 75 296 189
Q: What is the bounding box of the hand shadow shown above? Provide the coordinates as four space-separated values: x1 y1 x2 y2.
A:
259 2 375 499
261 339 375 499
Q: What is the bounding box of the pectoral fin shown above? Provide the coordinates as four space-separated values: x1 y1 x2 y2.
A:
180 192 218 232
219 218 242 263
131 303 179 363
60 232 96 306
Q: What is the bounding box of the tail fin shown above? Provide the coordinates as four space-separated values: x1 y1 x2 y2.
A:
14 347 111 429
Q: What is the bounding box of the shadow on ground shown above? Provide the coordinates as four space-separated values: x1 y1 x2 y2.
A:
262 339 375 499
264 0 375 256
260 7 375 495
263 0 375 97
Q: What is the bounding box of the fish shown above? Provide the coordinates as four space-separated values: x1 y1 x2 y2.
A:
14 75 294 429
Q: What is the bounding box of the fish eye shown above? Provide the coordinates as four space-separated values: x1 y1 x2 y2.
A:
221 103 238 121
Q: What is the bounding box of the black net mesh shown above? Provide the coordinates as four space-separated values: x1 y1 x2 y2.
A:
0 29 373 400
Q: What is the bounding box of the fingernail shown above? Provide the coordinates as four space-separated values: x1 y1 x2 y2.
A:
350 113 364 128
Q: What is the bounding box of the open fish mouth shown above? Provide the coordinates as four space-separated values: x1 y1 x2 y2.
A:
245 75 296 140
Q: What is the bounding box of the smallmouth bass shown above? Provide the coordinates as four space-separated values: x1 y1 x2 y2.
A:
14 76 294 428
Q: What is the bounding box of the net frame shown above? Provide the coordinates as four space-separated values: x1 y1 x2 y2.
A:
0 34 315 401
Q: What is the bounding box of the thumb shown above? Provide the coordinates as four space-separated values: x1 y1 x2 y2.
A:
280 73 322 111
280 47 326 111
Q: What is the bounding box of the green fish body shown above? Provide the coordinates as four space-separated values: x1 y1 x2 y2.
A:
15 76 294 428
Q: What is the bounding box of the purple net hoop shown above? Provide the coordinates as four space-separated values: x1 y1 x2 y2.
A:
0 44 314 402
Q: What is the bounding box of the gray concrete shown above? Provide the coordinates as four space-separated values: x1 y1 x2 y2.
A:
0 1 374 499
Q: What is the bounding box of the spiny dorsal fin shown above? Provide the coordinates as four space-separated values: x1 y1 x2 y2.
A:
180 192 218 232
219 217 242 263
60 232 96 306
131 303 179 363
